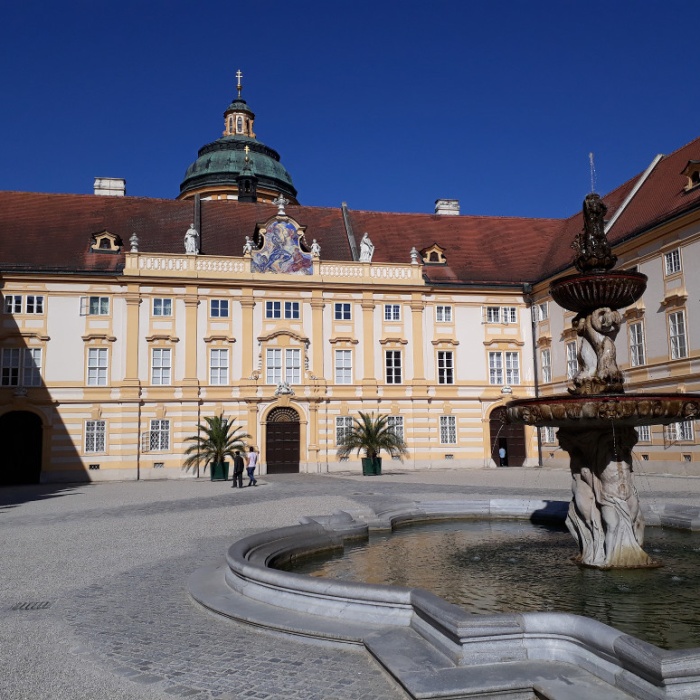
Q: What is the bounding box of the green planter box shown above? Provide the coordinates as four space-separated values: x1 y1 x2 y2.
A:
210 461 229 481
361 457 382 476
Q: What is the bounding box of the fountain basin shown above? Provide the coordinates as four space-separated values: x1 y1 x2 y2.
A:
550 270 647 313
506 393 700 428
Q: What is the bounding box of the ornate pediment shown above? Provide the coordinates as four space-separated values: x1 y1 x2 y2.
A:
91 230 122 253
251 216 312 275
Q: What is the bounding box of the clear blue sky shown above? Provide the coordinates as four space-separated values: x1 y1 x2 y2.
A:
3 1 699 218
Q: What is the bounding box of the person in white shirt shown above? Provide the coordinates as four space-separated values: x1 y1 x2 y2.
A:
246 447 258 486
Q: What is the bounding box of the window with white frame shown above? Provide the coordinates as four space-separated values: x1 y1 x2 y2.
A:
334 303 351 320
541 348 552 383
440 415 457 444
285 348 301 384
149 419 170 451
635 425 651 442
265 301 281 319
81 296 109 316
505 352 520 384
87 347 108 386
436 305 452 322
669 310 687 360
488 351 520 385
266 348 282 384
265 301 300 320
209 348 229 385
437 350 454 384
284 301 300 319
536 302 548 322
387 415 404 441
152 298 172 316
486 306 501 323
151 348 172 385
210 299 229 318
25 295 44 314
2 348 43 387
566 341 578 379
502 307 517 324
667 421 694 442
486 306 517 324
85 420 106 453
488 352 503 385
385 350 402 383
3 295 22 314
384 304 401 321
266 347 301 384
540 426 556 444
335 349 352 384
336 416 354 445
629 321 646 367
664 249 681 276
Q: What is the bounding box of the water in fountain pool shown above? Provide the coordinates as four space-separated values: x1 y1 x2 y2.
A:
282 520 700 650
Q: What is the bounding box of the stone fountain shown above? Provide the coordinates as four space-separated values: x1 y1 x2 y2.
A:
507 193 700 569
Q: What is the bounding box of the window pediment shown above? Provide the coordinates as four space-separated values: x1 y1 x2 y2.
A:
421 244 447 264
91 230 122 253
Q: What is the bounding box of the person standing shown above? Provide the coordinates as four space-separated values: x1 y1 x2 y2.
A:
246 446 258 486
498 446 507 467
232 450 245 488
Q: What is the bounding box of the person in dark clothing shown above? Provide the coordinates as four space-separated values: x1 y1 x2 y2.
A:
232 450 245 488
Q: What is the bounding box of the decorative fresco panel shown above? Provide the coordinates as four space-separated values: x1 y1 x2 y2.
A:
251 219 312 275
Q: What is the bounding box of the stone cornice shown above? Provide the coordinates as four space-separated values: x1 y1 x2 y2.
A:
329 337 359 345
258 330 309 344
145 334 180 343
81 333 116 343
203 335 237 344
379 337 408 346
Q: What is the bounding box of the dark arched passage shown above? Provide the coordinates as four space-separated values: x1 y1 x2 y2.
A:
0 411 43 485
489 406 526 467
265 407 300 474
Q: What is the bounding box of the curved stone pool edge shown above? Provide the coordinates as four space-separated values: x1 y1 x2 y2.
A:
188 499 700 700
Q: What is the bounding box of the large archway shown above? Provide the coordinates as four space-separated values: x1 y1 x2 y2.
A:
0 411 43 485
265 407 300 474
489 406 526 467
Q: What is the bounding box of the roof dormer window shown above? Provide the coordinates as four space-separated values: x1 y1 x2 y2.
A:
421 244 447 264
90 231 122 253
681 160 700 192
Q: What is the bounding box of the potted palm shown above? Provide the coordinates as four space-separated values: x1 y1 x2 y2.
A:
183 414 250 481
336 411 408 476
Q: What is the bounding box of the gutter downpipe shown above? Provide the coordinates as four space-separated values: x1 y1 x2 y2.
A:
523 283 543 466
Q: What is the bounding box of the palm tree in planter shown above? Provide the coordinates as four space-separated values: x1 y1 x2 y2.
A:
183 414 250 481
336 411 408 476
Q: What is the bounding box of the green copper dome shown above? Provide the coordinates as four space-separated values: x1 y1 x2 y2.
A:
179 135 297 199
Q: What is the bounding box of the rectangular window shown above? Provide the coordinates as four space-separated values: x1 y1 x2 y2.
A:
265 301 281 319
502 307 517 324
285 301 300 319
87 347 108 386
488 351 503 385
151 348 172 385
335 349 352 384
385 350 402 384
486 306 500 323
1 348 20 386
210 299 229 318
629 321 646 367
669 311 687 360
540 426 556 444
336 416 354 445
25 295 44 314
152 298 172 316
22 348 42 387
85 419 106 453
387 416 404 441
536 302 548 322
436 305 452 323
667 421 694 442
90 296 109 315
440 415 457 444
209 348 229 385
384 304 401 321
150 419 170 451
541 349 552 383
664 249 681 276
4 295 22 314
635 425 651 442
285 348 301 384
437 350 454 384
566 341 578 379
505 352 520 385
266 348 282 384
334 303 351 320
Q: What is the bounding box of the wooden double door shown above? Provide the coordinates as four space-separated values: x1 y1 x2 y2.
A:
265 407 300 474
489 407 526 467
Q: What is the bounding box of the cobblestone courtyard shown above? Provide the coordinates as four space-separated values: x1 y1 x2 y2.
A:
2 468 699 699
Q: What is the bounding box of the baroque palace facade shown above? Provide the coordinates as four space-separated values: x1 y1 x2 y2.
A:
2 80 700 484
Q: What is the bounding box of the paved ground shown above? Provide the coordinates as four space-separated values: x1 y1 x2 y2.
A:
2 466 700 700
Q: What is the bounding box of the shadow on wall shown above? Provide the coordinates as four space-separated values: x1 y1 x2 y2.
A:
0 285 86 492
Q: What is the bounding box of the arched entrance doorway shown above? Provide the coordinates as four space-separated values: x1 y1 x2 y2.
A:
489 406 526 467
0 411 43 485
265 407 300 474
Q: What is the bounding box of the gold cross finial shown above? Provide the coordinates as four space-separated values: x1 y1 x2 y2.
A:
244 145 250 155
236 69 243 98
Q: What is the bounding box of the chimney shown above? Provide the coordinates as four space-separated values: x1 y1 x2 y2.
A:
434 199 459 216
94 177 126 196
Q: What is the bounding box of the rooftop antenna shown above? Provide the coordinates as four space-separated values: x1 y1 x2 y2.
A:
589 152 597 194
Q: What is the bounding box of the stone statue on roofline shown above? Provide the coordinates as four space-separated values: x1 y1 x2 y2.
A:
184 223 199 255
243 236 254 255
359 232 374 263
310 239 321 258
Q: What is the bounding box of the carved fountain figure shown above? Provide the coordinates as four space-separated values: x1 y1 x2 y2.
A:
507 194 700 569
